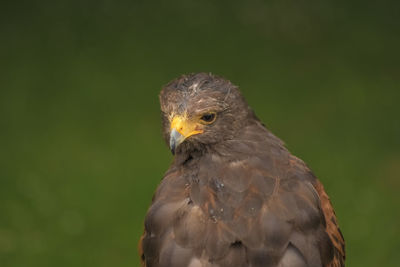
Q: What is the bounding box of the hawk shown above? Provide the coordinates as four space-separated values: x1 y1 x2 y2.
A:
139 73 345 267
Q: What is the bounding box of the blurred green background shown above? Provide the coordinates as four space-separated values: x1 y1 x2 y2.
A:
1 0 399 266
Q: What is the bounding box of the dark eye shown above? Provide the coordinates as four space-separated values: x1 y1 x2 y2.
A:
200 112 216 124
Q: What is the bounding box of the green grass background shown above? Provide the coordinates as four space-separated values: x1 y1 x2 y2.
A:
1 0 399 266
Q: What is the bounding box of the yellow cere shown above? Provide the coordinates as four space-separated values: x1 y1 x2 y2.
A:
170 115 204 138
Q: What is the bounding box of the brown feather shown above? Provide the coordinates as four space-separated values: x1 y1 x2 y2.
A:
314 181 346 267
138 232 145 267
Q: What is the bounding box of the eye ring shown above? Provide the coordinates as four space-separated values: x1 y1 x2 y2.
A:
199 112 217 124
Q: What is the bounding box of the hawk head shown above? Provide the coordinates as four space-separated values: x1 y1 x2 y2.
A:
159 73 255 155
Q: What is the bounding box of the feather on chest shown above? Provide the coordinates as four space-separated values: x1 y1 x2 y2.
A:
143 150 327 265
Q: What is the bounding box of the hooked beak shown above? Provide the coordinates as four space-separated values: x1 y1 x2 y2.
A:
169 129 185 155
169 115 203 155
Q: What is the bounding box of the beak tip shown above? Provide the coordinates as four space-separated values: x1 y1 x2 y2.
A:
169 129 184 155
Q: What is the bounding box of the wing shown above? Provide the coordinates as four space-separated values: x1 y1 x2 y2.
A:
314 180 345 267
138 233 145 266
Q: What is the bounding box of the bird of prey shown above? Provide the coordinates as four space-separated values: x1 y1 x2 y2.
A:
139 73 345 267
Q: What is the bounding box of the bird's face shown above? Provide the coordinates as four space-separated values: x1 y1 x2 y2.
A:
167 104 219 154
160 73 251 155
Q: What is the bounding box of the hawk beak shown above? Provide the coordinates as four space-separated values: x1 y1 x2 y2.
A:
169 129 184 155
169 115 203 155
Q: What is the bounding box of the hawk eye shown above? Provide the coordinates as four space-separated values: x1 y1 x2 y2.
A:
200 112 216 124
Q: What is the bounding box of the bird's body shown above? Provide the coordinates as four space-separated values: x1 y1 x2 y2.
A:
140 73 345 267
